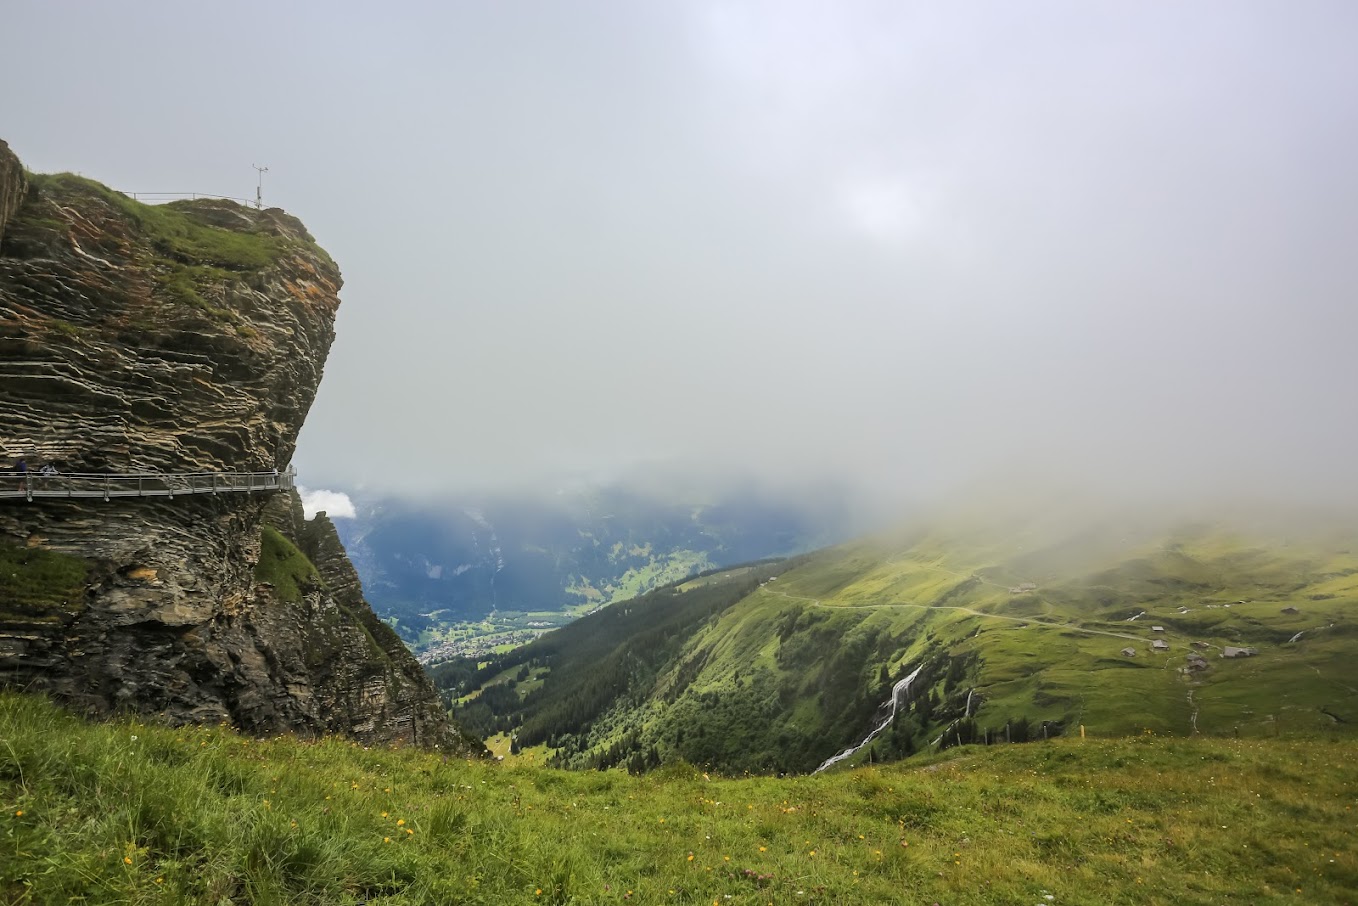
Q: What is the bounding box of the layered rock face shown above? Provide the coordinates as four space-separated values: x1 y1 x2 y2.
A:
0 140 479 753
0 158 331 473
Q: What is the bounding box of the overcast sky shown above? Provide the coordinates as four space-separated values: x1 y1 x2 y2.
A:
5 1 1357 507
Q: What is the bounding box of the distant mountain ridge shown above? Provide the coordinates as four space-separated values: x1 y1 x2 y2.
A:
334 478 859 658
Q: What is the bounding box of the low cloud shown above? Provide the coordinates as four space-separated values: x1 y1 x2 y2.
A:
834 175 927 245
298 487 357 520
8 4 1352 509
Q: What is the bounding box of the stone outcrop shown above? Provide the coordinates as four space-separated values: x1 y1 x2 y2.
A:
0 139 481 754
255 492 481 750
0 159 333 474
0 140 25 242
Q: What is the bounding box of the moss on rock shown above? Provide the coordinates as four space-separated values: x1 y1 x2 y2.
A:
0 543 88 623
254 525 320 603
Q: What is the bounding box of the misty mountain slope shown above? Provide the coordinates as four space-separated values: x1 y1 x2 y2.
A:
443 520 1358 774
334 480 854 659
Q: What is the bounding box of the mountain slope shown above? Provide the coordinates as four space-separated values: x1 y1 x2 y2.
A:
446 516 1358 773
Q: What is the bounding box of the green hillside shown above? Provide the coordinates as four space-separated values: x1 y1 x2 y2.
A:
446 519 1358 774
3 692 1355 905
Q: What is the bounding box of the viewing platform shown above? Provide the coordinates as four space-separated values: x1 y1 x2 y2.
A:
1 468 295 502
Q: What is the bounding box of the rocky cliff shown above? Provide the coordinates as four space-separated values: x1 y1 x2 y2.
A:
0 139 481 754
0 140 24 241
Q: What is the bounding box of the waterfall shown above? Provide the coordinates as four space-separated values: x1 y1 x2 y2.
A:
813 664 923 774
964 688 974 718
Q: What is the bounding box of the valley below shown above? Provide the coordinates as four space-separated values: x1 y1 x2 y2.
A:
439 515 1358 777
334 480 858 659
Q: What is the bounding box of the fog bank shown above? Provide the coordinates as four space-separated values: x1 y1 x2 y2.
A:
4 2 1355 509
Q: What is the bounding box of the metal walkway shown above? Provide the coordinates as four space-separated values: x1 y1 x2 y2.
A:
0 468 295 501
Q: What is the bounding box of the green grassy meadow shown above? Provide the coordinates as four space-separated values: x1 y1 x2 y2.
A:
448 520 1358 775
3 692 1355 905
767 523 1358 745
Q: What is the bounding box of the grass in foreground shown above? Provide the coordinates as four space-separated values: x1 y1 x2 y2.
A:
2 693 1354 905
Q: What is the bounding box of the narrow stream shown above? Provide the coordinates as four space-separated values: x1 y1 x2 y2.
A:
813 664 923 773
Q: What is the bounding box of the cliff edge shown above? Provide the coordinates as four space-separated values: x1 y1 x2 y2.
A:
0 139 482 754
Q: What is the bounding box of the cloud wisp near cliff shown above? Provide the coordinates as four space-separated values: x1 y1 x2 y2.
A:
4 2 1357 507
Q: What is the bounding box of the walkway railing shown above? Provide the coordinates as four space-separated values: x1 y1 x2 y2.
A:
123 192 256 205
0 469 295 502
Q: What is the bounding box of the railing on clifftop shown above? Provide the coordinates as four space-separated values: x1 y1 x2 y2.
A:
0 468 296 502
123 192 256 205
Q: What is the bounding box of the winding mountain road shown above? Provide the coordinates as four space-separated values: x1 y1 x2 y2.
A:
762 586 1148 643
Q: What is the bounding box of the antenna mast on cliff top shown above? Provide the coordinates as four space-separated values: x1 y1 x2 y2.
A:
253 164 269 209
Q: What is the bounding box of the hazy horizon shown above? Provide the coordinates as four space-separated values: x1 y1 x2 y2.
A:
5 2 1357 512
